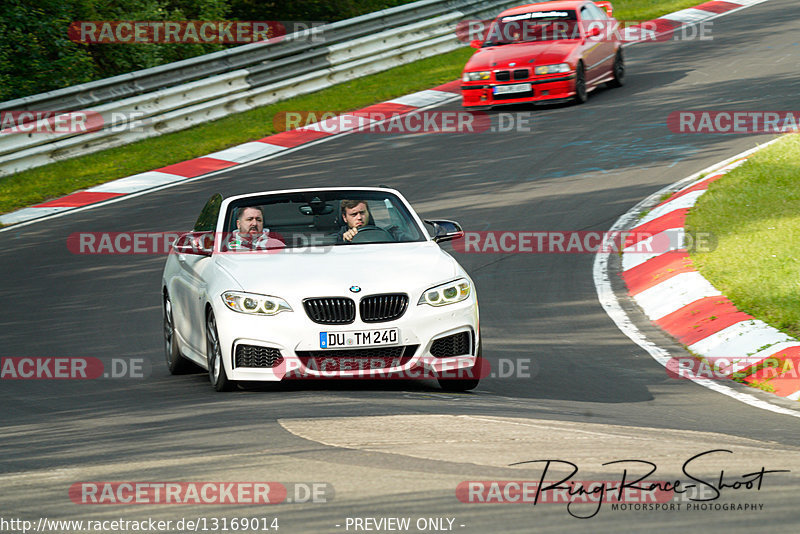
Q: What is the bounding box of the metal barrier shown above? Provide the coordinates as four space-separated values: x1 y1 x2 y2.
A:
0 0 521 177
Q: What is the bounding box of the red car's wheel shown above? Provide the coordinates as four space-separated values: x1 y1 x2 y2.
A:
608 49 625 88
573 62 588 104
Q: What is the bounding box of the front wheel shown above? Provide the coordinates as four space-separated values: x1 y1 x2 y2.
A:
607 49 624 88
573 62 588 104
206 309 236 391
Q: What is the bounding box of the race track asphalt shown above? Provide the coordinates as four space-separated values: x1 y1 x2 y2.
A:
1 1 799 531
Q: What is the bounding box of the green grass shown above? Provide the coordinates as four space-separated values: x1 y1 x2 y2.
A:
686 135 800 340
612 0 704 21
0 0 718 216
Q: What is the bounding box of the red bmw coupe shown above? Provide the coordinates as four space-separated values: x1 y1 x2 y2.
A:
461 1 624 108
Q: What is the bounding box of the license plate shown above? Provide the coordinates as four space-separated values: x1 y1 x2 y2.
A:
494 83 532 94
319 328 399 349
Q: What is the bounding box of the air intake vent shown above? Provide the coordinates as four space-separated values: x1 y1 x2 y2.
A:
235 345 284 368
430 331 472 358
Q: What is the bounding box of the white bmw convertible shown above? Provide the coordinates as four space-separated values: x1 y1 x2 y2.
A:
161 187 481 391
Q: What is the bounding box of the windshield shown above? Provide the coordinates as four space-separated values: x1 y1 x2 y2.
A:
222 190 426 251
483 10 579 45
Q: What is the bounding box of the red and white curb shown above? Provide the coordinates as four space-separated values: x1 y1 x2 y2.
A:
595 137 800 418
0 82 461 228
0 0 773 228
622 0 770 45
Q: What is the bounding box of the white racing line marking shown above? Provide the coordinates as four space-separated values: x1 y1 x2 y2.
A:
593 138 800 419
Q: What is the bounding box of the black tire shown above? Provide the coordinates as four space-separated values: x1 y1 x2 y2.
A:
573 62 588 104
437 340 481 392
206 309 236 391
163 292 191 374
607 49 624 88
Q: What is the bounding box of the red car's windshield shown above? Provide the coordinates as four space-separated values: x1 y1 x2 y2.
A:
483 10 580 45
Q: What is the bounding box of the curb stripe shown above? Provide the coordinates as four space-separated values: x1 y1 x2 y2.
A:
620 138 800 398
621 251 694 296
628 208 689 245
694 1 745 14
34 191 124 208
655 295 753 346
155 157 239 178
632 271 722 321
687 321 793 358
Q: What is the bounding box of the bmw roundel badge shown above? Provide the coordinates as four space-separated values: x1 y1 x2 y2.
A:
349 286 361 293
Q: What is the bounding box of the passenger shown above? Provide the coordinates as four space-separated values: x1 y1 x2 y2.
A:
228 206 282 250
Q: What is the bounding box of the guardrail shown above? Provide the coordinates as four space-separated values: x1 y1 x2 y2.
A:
0 0 520 177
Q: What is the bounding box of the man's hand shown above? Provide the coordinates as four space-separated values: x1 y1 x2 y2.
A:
343 227 359 242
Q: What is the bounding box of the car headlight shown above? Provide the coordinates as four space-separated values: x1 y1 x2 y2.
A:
222 291 292 316
534 63 571 75
418 279 472 307
462 71 491 82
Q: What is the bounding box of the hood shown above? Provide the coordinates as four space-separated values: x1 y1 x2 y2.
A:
212 242 461 300
465 40 577 70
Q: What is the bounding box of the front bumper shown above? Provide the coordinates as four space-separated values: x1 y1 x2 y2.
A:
213 296 480 381
462 74 576 108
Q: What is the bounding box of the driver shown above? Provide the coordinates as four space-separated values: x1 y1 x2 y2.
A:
338 199 371 242
228 206 282 251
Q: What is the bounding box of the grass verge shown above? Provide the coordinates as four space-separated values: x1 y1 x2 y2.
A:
686 135 800 340
0 0 714 215
612 0 706 21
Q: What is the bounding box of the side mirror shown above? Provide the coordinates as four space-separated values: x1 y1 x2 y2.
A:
425 219 464 243
595 1 613 17
470 39 482 49
588 26 602 38
172 231 214 256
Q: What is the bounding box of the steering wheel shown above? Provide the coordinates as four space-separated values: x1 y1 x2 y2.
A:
349 225 395 244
